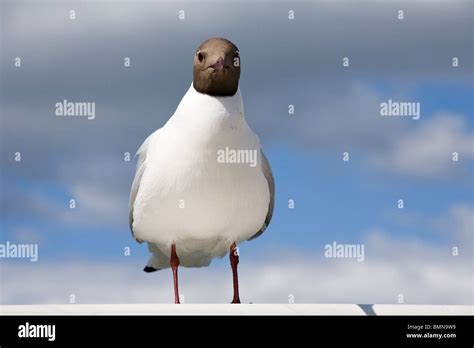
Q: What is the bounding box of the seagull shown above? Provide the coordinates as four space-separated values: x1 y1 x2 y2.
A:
129 38 274 304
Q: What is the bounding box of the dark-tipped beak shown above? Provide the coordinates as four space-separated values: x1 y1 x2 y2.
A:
211 57 225 71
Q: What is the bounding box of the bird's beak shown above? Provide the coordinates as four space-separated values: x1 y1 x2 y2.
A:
211 57 225 71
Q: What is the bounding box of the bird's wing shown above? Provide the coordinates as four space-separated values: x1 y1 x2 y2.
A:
129 130 159 242
249 149 275 240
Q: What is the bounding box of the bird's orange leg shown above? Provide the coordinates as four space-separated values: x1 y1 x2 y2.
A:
229 242 241 304
170 243 180 304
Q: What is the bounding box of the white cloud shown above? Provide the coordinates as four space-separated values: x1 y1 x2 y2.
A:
57 159 130 228
66 183 126 226
10 226 44 244
1 228 471 305
433 203 474 245
4 202 471 305
370 113 474 179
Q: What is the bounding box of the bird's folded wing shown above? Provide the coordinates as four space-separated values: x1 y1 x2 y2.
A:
128 130 160 242
249 149 275 240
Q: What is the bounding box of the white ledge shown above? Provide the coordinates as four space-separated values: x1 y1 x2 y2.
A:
1 304 472 316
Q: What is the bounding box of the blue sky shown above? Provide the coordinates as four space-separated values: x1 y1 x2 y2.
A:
0 0 472 304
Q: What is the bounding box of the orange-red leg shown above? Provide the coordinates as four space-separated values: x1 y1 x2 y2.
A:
230 242 241 304
170 244 180 304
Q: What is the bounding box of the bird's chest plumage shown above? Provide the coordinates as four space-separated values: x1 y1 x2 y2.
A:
132 98 269 257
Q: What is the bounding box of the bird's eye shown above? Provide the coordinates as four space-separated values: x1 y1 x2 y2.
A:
197 51 204 62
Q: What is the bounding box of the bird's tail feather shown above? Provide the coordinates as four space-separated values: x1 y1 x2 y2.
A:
143 243 170 272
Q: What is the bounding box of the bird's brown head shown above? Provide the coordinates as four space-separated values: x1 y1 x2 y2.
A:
193 38 241 97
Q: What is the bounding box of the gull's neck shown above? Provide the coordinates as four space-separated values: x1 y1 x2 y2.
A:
174 83 245 122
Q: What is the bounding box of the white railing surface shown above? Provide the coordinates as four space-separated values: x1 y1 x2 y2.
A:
0 304 472 315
